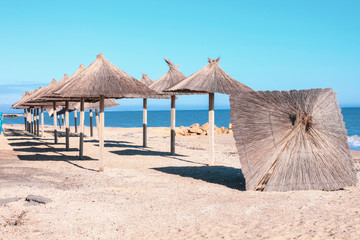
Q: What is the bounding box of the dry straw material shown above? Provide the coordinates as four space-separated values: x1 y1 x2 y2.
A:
230 88 357 192
139 74 153 86
12 91 33 109
149 58 187 95
165 58 253 95
54 53 158 98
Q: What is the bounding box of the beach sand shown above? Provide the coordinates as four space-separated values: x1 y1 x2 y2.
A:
0 124 359 239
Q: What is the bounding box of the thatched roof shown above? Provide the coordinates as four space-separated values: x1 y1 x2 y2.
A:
165 58 254 95
149 58 187 95
54 53 159 99
230 88 357 192
44 64 86 99
12 91 33 109
139 74 153 86
27 76 68 104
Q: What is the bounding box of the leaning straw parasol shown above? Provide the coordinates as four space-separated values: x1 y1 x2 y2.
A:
149 58 188 154
165 57 254 165
229 88 357 191
54 53 159 171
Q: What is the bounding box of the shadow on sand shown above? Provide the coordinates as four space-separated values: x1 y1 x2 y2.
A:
152 166 246 191
13 147 78 153
17 154 95 161
110 149 187 157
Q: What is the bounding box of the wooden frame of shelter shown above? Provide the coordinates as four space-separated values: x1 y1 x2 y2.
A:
53 53 160 171
165 57 254 165
148 58 188 155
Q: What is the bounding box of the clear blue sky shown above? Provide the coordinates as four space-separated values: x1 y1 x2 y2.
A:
1 0 359 112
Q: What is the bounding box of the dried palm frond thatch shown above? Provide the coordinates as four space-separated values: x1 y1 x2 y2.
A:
54 53 159 98
41 64 86 101
12 91 33 109
165 58 253 95
139 73 153 86
230 88 357 192
149 58 187 95
27 76 68 104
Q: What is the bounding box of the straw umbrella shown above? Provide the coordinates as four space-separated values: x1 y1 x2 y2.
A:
41 64 86 150
12 91 33 131
165 58 254 165
229 88 357 191
139 74 154 147
54 53 159 171
27 77 69 143
149 59 187 155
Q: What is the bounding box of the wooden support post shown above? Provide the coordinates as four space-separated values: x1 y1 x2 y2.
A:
41 106 44 138
36 108 40 136
74 109 78 133
58 115 62 130
33 109 36 135
99 96 105 172
30 109 33 134
28 109 32 133
170 95 176 155
95 109 100 137
27 109 30 132
65 101 70 151
53 102 57 144
24 109 27 131
90 109 93 137
209 93 215 166
143 98 147 147
79 98 85 160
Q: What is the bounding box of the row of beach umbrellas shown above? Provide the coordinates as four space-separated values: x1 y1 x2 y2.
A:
12 54 253 172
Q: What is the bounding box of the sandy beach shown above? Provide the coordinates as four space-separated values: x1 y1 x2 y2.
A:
0 124 359 239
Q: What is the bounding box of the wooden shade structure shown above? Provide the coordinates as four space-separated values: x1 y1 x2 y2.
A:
229 88 357 191
41 65 87 148
54 53 159 171
13 86 56 137
166 58 254 165
71 99 120 138
149 58 187 154
139 74 154 147
26 76 69 143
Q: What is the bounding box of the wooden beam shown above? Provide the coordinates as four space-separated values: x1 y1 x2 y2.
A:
90 109 93 137
27 108 30 132
99 96 105 172
24 109 27 131
95 109 100 137
143 98 147 147
36 108 40 136
209 93 215 165
74 109 78 133
58 115 61 130
65 101 70 151
171 95 176 155
79 98 84 159
41 106 44 138
53 102 57 144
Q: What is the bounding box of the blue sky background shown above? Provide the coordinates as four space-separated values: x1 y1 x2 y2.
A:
0 0 359 112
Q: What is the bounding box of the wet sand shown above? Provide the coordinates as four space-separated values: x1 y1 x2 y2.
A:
0 124 359 239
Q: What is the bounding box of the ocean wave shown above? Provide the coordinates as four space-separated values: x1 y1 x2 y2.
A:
348 135 360 147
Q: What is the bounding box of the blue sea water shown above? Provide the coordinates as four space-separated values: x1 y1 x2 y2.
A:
3 108 360 150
